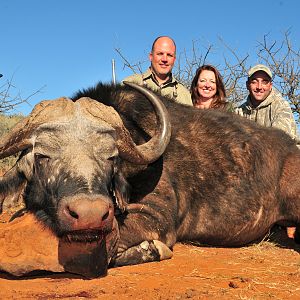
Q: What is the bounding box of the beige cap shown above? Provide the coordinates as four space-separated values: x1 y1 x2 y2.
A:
248 64 272 79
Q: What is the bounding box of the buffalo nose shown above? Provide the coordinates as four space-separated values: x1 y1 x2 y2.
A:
60 196 114 231
67 204 109 223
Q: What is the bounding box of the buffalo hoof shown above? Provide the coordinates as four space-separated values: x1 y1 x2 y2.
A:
287 227 296 239
112 240 173 267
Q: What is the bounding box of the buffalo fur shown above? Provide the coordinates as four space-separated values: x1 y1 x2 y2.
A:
72 82 300 265
23 154 129 237
1 81 299 268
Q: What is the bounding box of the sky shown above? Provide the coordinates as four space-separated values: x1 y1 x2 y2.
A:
1 0 299 118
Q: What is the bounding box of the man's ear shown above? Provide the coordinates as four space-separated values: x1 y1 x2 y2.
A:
149 52 153 62
246 79 250 91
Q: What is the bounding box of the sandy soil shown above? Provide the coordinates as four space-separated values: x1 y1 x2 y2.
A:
1 221 299 300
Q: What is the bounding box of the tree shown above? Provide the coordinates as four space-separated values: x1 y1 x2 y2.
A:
115 31 300 125
0 73 44 114
0 74 43 171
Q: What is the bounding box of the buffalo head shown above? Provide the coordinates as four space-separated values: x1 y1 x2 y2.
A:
0 83 171 244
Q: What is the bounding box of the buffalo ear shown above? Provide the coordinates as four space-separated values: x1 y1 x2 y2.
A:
113 171 129 214
0 165 26 214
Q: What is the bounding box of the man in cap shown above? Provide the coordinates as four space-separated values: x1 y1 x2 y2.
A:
123 36 193 106
236 64 298 140
237 64 299 239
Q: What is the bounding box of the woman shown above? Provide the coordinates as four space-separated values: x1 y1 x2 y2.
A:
190 65 234 111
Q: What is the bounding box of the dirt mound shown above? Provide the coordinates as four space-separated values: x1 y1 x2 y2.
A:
1 209 299 299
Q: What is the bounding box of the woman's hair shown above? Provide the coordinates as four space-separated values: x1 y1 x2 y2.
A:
190 65 227 109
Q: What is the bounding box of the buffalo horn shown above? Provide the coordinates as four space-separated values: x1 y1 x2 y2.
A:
121 82 171 164
0 98 75 159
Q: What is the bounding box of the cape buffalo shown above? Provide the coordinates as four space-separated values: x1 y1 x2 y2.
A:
0 82 299 268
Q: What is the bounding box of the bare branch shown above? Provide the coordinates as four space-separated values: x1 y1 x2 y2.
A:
0 75 45 114
114 31 300 124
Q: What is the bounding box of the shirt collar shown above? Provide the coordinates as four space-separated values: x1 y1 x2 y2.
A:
144 67 177 85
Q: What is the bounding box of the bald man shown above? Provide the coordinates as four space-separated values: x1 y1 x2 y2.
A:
123 36 192 106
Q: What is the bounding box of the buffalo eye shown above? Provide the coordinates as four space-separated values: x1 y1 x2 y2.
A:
34 153 51 166
105 146 119 162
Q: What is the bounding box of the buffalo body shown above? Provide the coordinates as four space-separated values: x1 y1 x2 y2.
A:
1 82 299 267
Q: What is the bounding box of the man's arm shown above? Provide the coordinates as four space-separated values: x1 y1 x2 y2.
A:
271 100 298 140
122 74 143 85
176 84 193 106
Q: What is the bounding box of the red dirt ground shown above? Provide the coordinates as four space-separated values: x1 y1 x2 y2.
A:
0 209 299 300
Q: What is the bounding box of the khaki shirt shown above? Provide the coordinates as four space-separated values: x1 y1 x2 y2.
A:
123 68 193 106
236 88 298 140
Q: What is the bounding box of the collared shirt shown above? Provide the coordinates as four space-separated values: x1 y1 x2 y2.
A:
236 88 298 140
123 68 193 106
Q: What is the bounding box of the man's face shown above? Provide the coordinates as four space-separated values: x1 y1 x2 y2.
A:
149 37 176 80
247 71 272 103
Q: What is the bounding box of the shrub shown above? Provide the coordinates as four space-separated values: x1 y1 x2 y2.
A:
0 114 25 173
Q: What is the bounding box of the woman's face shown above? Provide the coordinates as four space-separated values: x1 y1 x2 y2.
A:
196 70 217 101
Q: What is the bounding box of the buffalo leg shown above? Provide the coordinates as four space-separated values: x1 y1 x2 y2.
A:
112 240 173 267
114 172 178 266
279 150 300 243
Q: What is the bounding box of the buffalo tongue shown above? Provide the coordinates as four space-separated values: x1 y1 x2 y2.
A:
58 238 108 278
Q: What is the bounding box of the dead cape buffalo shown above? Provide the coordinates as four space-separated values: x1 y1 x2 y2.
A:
0 81 299 267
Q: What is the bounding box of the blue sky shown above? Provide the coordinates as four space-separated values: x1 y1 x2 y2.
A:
1 0 299 117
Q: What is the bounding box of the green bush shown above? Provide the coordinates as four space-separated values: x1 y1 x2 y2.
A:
0 114 24 136
0 114 25 172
